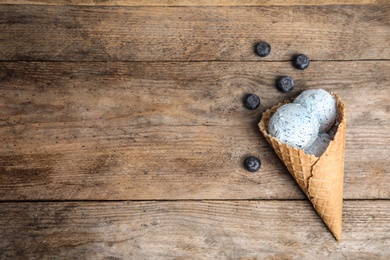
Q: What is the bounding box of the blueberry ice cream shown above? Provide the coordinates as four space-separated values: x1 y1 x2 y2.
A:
304 133 333 157
268 103 319 149
293 89 337 132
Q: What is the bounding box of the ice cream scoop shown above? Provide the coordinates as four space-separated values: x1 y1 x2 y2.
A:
293 89 336 132
268 103 319 149
304 133 332 157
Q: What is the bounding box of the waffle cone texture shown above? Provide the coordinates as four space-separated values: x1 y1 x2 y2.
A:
259 94 346 241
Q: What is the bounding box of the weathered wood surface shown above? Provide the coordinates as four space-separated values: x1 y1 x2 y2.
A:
1 0 388 6
0 5 389 61
0 200 389 259
1 61 389 200
0 2 389 258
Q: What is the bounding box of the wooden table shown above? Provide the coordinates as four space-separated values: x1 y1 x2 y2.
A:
1 1 389 259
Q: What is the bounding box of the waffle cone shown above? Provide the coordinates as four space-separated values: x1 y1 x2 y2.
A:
259 94 346 241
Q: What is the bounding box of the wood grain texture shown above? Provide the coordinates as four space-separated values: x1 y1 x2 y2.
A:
0 2 389 258
1 61 389 200
1 0 388 6
0 5 389 61
0 200 389 259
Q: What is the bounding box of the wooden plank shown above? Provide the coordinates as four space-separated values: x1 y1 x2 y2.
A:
0 5 389 61
0 61 389 127
0 124 388 200
0 124 304 200
0 0 388 6
0 61 389 200
0 200 389 258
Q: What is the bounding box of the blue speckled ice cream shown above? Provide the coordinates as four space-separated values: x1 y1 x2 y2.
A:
293 89 337 132
304 133 332 157
268 103 319 149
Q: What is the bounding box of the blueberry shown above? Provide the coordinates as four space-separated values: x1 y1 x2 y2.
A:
276 76 294 93
244 156 261 172
255 41 271 57
244 94 260 110
293 54 310 70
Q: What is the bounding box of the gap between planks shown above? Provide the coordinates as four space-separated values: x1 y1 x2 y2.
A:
0 0 389 6
2 59 390 63
0 198 389 203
